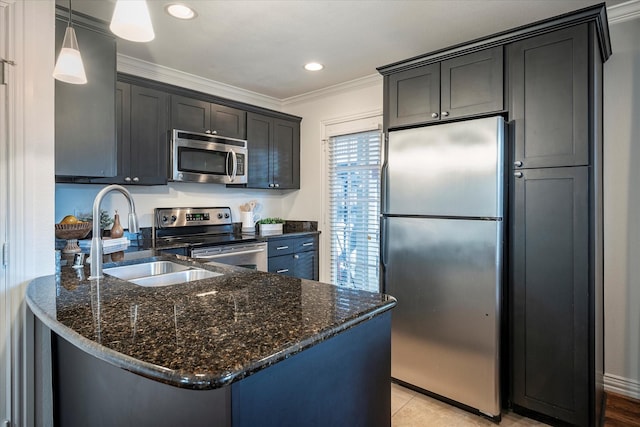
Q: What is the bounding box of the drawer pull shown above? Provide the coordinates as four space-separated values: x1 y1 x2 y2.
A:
302 242 313 247
276 269 289 273
276 246 289 250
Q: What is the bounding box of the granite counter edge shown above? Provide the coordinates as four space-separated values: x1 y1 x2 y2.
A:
26 278 395 390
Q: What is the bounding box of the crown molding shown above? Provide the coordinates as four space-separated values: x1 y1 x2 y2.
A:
117 54 283 111
608 0 640 24
282 73 382 107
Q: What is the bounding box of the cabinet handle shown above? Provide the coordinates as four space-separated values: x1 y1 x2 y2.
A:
124 177 132 182
211 130 218 135
431 112 439 118
276 246 289 250
441 111 449 117
132 177 139 182
302 242 313 247
205 130 212 134
514 161 523 167
514 172 523 178
274 183 280 188
276 269 289 273
269 183 274 188
294 254 299 259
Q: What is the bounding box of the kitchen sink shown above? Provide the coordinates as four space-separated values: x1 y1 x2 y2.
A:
104 261 222 287
130 269 222 287
104 261 191 280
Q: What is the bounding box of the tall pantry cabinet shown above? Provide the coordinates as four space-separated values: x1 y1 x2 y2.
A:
378 5 610 426
508 22 606 426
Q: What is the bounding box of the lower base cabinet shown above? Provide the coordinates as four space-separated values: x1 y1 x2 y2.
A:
46 313 391 427
268 234 319 280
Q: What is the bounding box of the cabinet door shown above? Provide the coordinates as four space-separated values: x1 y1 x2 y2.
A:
114 81 131 184
268 255 295 277
128 85 169 185
441 46 503 119
55 18 116 177
170 95 210 134
294 251 318 281
246 112 272 188
510 166 589 425
387 63 440 128
271 118 300 189
210 104 246 140
509 24 588 169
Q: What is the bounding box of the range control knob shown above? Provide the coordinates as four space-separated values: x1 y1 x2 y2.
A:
217 213 223 219
171 215 177 222
224 213 230 218
162 215 168 223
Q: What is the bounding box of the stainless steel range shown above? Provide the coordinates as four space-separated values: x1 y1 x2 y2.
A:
153 207 267 271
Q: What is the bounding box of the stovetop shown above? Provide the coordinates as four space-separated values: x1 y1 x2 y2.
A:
153 207 259 249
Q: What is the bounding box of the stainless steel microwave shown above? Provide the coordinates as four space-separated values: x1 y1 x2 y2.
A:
170 129 248 184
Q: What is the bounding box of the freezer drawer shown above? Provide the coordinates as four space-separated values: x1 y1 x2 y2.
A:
384 116 504 218
383 216 502 416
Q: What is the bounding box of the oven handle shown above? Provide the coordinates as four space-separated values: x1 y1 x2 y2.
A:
193 247 265 259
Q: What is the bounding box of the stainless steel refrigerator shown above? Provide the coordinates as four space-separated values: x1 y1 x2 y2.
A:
381 116 504 417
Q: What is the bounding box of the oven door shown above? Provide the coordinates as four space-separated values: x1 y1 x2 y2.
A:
171 130 247 184
191 242 267 271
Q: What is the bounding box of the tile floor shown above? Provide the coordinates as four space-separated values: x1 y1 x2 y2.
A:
391 383 550 426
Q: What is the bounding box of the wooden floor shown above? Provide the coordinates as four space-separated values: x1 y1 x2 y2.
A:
605 392 640 427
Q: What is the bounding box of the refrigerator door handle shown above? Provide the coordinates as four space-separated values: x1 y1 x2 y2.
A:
380 159 389 214
379 215 388 292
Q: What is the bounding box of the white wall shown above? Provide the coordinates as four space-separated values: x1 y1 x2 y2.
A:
282 76 383 282
55 183 289 228
603 15 640 398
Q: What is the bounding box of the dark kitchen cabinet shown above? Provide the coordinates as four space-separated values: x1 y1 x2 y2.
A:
171 94 246 139
384 46 503 129
245 112 300 190
92 82 169 185
122 83 170 184
268 234 319 280
510 167 590 425
509 25 589 169
55 10 117 178
507 22 606 427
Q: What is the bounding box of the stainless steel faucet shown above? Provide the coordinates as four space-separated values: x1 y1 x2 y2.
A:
89 185 139 279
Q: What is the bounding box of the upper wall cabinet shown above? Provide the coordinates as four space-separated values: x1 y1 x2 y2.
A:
245 113 300 189
55 10 117 177
170 94 247 140
509 25 589 169
384 47 503 129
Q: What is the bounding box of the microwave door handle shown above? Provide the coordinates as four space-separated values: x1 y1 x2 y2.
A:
231 150 238 182
225 151 231 182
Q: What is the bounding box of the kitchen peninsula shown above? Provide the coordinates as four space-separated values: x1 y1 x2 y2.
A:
27 252 395 427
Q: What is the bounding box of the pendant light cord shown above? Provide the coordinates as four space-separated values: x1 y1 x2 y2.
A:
68 0 73 27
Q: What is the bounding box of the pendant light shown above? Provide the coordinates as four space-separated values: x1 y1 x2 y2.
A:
52 0 87 85
110 0 155 42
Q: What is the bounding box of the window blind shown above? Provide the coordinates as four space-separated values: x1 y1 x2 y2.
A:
328 130 381 292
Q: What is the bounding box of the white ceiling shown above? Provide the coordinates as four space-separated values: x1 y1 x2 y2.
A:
63 0 626 100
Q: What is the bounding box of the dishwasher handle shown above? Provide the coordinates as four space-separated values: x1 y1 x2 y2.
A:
193 247 265 259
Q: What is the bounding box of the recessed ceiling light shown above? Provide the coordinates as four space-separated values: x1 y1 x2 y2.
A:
165 3 197 20
304 62 324 71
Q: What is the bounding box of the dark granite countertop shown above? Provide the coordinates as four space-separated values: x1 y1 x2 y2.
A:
26 250 395 390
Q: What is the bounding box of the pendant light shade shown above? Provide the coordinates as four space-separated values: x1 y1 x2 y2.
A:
53 25 87 84
110 0 155 42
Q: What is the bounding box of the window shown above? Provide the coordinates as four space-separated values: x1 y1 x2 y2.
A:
328 130 381 292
